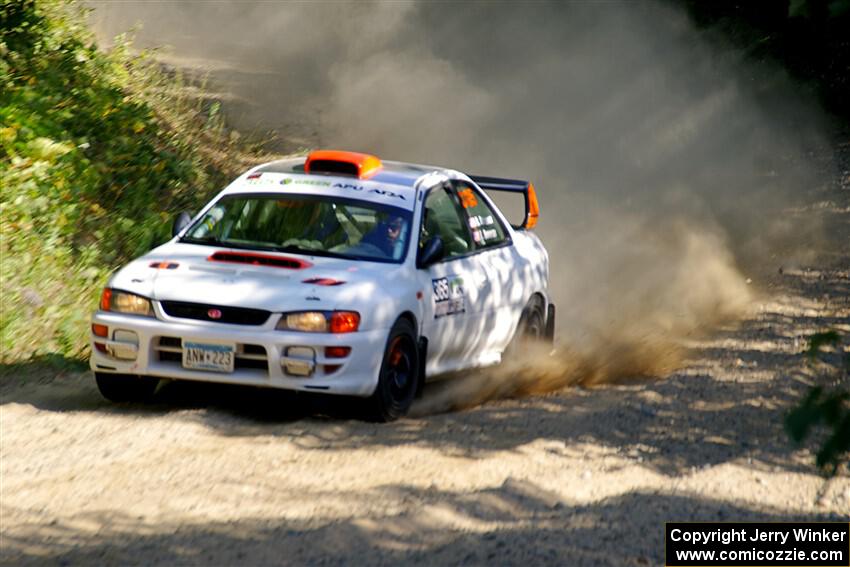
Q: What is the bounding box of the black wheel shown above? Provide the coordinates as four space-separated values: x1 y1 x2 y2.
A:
506 300 546 356
95 372 159 403
367 318 420 422
520 308 545 341
545 303 556 345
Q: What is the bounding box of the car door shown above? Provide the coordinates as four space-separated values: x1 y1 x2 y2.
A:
451 180 518 357
417 183 485 375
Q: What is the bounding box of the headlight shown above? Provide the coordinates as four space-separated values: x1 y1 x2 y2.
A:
276 311 360 333
100 288 154 317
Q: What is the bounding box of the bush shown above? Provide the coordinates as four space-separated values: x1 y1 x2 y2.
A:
786 331 850 477
1 0 264 362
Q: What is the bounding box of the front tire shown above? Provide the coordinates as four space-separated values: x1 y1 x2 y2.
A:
95 372 159 403
367 318 420 422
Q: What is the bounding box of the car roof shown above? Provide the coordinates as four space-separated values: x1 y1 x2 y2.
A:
216 156 461 211
218 157 451 211
255 157 443 188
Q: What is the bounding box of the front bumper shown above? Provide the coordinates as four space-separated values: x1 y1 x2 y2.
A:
89 310 388 397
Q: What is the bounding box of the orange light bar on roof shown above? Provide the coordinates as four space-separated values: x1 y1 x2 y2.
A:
304 150 383 179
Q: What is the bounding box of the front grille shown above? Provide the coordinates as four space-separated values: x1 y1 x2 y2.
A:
159 336 181 348
235 357 268 371
159 350 181 363
153 336 269 373
160 301 270 326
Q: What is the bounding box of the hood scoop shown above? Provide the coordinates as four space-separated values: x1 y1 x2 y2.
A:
303 277 346 286
208 251 313 270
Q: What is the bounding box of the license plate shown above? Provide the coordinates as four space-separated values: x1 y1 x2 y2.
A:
182 341 235 373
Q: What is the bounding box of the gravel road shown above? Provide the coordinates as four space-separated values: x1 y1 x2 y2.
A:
2 160 848 567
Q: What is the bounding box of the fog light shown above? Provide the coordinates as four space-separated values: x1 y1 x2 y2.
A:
325 346 351 358
108 329 139 361
283 346 315 377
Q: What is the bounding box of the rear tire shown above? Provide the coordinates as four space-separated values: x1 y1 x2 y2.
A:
95 372 159 403
366 318 420 422
506 300 546 356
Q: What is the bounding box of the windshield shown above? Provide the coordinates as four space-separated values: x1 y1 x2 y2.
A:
182 194 413 263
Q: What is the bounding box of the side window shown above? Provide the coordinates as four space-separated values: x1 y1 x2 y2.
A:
420 185 473 260
454 182 508 248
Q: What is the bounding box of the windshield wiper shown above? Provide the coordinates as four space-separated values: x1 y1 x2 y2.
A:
179 236 259 251
180 238 350 259
273 244 348 260
179 236 221 246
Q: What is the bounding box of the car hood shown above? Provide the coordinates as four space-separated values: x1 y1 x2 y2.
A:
108 242 400 314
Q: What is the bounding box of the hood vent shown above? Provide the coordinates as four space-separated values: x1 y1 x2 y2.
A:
303 277 346 286
208 251 312 270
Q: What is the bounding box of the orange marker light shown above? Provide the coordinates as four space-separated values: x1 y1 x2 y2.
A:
305 150 383 179
525 182 540 230
92 323 109 337
329 311 360 333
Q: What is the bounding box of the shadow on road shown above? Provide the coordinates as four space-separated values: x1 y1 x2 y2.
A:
2 264 847 480
2 481 845 566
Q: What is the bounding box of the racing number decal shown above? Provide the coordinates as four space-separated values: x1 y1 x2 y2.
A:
433 278 450 301
432 275 466 318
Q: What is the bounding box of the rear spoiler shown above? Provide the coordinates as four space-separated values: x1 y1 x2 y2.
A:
469 175 539 230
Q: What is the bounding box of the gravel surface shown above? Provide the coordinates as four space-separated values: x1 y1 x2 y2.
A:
2 153 849 566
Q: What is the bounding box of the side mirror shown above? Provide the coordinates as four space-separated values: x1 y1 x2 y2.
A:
172 211 192 237
417 236 445 268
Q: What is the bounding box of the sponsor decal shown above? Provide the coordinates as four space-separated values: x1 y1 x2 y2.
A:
458 188 478 209
432 275 466 318
278 178 406 200
246 173 281 185
280 178 332 187
332 182 406 200
469 214 499 243
468 214 495 229
149 261 179 270
332 182 365 191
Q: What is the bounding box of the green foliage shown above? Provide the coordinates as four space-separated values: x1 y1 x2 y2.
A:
785 330 849 477
1 0 261 362
789 0 850 18
805 330 841 360
787 387 850 476
682 0 850 121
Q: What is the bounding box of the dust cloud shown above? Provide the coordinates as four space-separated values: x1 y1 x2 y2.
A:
88 1 832 408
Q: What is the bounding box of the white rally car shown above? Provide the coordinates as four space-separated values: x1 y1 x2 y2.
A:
90 150 553 420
